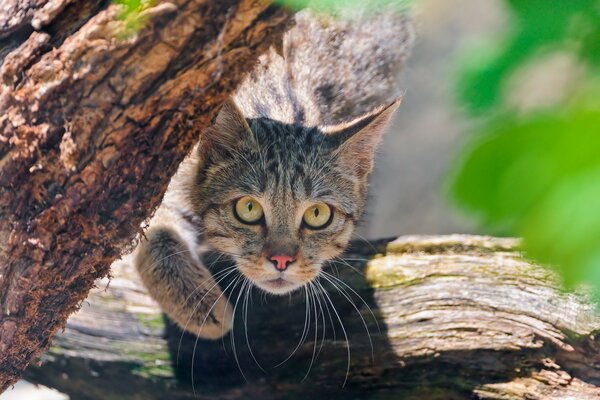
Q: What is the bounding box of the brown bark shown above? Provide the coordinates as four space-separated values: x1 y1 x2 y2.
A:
22 235 600 399
0 0 291 391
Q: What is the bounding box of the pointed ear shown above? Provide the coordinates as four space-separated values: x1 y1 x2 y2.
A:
201 99 253 156
326 99 401 178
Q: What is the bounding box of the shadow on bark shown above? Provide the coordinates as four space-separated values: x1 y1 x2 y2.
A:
22 236 600 399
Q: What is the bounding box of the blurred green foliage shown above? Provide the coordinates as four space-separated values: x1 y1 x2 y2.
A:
275 0 411 13
450 0 600 292
457 0 600 113
452 108 600 287
112 0 155 35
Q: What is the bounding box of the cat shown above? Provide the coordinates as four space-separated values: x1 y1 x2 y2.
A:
134 3 414 339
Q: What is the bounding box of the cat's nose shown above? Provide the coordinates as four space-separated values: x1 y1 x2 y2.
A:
268 255 295 271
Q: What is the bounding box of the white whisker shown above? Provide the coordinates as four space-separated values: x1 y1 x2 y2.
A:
320 272 375 363
351 232 379 254
315 279 351 387
243 279 265 372
191 275 242 395
302 282 320 381
176 265 238 368
308 281 328 359
332 257 365 277
274 284 311 368
321 270 381 335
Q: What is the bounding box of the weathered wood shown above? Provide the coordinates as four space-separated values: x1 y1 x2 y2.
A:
24 235 600 399
0 0 291 391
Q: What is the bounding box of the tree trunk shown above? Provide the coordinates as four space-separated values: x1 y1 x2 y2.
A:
0 0 291 391
21 235 600 399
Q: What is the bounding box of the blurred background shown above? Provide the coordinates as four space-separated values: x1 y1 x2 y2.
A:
363 0 505 238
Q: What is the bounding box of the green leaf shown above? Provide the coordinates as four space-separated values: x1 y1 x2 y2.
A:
450 108 600 290
523 166 600 287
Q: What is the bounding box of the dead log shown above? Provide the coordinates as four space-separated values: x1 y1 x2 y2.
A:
22 235 600 399
0 0 291 391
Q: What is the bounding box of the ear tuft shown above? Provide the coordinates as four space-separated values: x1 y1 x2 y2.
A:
201 99 253 155
326 99 401 178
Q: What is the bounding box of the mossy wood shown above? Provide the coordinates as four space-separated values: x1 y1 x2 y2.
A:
0 0 291 391
24 235 600 399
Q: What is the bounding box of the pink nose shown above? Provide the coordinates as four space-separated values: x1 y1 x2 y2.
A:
269 255 294 271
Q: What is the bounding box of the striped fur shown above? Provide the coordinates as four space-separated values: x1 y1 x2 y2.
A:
135 5 414 339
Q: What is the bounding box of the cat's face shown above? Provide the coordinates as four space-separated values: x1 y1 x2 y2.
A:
192 101 398 295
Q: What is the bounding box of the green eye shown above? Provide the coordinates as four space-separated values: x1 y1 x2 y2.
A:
303 203 332 229
234 196 264 224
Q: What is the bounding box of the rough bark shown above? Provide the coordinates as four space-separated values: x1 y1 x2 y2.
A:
22 235 600 399
0 0 291 391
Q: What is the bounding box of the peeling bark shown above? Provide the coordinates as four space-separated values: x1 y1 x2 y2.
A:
23 235 600 399
0 0 291 391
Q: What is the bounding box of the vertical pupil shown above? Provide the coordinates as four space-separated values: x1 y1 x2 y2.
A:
314 207 319 218
247 202 253 212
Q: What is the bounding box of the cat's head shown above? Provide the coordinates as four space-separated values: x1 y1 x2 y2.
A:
192 100 398 294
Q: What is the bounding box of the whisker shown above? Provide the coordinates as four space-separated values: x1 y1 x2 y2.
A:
308 133 327 172
331 257 364 277
308 281 327 359
183 265 237 307
231 147 260 179
314 279 337 344
176 266 238 367
329 258 341 277
146 249 192 271
190 275 242 395
243 279 265 372
261 291 268 305
209 249 244 259
321 270 381 335
203 251 227 270
351 231 379 254
274 284 311 368
229 276 251 382
302 282 320 381
320 272 375 364
315 279 351 387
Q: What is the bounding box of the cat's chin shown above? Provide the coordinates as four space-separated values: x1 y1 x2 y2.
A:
254 278 303 295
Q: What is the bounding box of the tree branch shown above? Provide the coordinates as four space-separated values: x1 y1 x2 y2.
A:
24 235 600 399
0 0 291 390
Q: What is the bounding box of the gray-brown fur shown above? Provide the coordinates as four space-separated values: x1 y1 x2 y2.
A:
236 5 415 125
135 5 414 339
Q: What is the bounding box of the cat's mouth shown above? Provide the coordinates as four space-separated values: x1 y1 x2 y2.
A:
236 260 320 295
257 277 301 294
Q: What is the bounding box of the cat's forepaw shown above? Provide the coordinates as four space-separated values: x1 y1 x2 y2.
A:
183 291 233 339
135 227 234 340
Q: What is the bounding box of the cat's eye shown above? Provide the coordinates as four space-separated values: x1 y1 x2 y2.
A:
303 203 332 229
234 196 264 224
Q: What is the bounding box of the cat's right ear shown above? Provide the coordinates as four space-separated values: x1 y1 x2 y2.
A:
200 100 253 157
324 99 400 179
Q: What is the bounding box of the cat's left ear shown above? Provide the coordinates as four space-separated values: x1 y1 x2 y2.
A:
201 99 254 157
325 99 401 178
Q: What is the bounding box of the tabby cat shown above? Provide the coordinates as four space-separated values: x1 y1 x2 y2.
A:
135 4 414 339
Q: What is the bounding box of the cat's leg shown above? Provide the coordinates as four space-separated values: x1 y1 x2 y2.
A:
135 215 233 339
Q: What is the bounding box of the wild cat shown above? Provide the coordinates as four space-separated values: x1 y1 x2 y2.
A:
135 4 414 340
